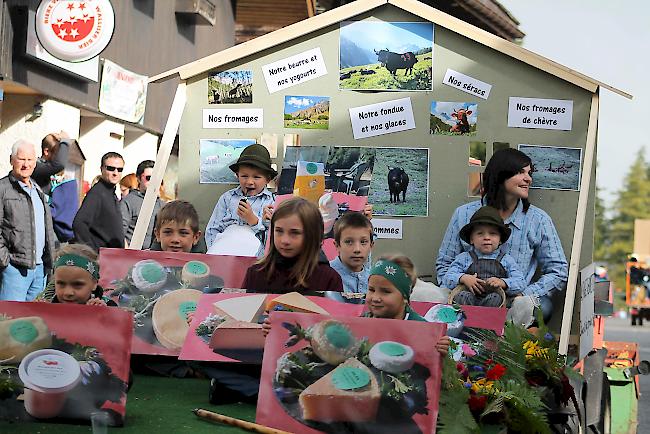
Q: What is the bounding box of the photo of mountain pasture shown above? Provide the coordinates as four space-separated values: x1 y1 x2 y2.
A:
339 21 433 91
208 71 253 104
199 139 256 183
518 144 582 191
368 147 429 216
284 96 330 129
430 101 478 136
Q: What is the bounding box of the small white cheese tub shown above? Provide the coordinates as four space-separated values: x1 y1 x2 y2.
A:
18 349 81 419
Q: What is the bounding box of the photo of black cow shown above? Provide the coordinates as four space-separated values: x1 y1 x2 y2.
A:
339 21 433 91
369 148 429 217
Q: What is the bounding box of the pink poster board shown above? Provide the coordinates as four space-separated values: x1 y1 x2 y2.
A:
257 312 444 434
98 248 256 355
0 301 132 426
180 293 363 362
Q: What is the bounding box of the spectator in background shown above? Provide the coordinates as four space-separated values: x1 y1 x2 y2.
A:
119 173 138 200
0 139 56 301
49 172 78 243
73 152 125 250
121 160 163 249
33 131 75 194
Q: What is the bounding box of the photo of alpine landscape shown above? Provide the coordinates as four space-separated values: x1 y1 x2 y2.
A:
284 96 330 129
339 21 433 91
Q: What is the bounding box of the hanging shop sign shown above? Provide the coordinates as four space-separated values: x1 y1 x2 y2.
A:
35 0 115 63
98 60 148 124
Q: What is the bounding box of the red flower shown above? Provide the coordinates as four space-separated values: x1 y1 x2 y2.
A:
468 394 488 412
486 363 506 380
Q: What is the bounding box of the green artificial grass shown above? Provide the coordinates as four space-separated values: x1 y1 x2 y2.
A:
0 374 257 433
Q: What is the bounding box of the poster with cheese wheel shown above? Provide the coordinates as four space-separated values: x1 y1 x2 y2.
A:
271 193 367 260
0 301 132 426
98 248 256 355
180 293 363 363
257 312 444 434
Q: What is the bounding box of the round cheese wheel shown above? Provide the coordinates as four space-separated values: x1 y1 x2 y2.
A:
182 260 210 288
152 289 202 350
369 341 415 374
131 260 167 293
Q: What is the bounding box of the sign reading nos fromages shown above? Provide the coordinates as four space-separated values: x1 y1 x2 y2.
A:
507 97 573 131
35 0 115 62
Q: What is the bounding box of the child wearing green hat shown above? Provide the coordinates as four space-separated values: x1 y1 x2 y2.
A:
205 143 277 256
441 205 525 307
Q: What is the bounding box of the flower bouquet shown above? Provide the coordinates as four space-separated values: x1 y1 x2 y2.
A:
437 319 581 434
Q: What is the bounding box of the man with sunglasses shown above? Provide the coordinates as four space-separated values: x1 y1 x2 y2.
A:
73 152 126 250
120 159 162 249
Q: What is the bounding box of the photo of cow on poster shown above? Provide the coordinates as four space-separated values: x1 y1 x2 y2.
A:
339 21 433 91
430 101 478 136
368 147 429 217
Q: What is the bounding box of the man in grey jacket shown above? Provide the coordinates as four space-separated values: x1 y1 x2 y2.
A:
0 139 56 301
121 159 162 249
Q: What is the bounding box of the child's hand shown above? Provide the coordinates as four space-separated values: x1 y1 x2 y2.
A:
237 200 259 226
262 314 271 337
363 204 373 220
436 335 450 356
87 297 107 307
485 277 506 289
459 273 486 294
186 311 195 326
262 205 274 221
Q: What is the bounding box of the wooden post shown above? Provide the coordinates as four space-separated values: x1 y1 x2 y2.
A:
558 90 599 355
128 82 187 250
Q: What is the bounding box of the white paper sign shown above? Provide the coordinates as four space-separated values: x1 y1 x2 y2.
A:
202 109 263 129
508 97 573 131
372 218 403 239
579 263 595 360
262 48 327 94
349 98 416 140
442 69 492 100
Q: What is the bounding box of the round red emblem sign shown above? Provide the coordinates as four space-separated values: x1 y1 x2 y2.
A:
35 0 115 62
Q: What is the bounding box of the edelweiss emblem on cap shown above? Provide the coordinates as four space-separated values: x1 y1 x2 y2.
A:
86 262 96 275
385 265 396 275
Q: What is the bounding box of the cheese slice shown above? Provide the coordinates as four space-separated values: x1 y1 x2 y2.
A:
213 294 267 323
152 289 202 350
299 358 380 422
266 292 330 315
0 316 52 362
209 320 265 351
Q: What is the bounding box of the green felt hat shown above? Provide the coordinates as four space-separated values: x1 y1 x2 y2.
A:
459 205 511 244
229 144 277 179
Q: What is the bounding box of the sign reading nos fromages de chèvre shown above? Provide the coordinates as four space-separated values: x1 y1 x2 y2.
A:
35 0 115 62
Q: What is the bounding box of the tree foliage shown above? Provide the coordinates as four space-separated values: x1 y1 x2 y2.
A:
597 148 650 289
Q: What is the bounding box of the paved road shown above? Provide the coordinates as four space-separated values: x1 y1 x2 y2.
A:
604 316 649 433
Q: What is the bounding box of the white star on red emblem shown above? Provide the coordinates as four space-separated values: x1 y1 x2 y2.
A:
58 29 67 38
70 28 79 38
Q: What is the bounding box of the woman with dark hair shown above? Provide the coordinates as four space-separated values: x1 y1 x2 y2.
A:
436 148 568 325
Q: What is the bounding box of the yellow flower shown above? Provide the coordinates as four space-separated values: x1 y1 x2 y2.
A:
523 340 549 360
471 378 495 393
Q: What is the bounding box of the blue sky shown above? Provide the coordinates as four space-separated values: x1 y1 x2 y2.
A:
430 101 478 126
340 21 433 53
284 95 329 114
498 0 647 207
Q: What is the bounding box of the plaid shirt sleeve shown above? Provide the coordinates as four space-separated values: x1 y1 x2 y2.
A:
522 209 568 297
440 252 472 289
